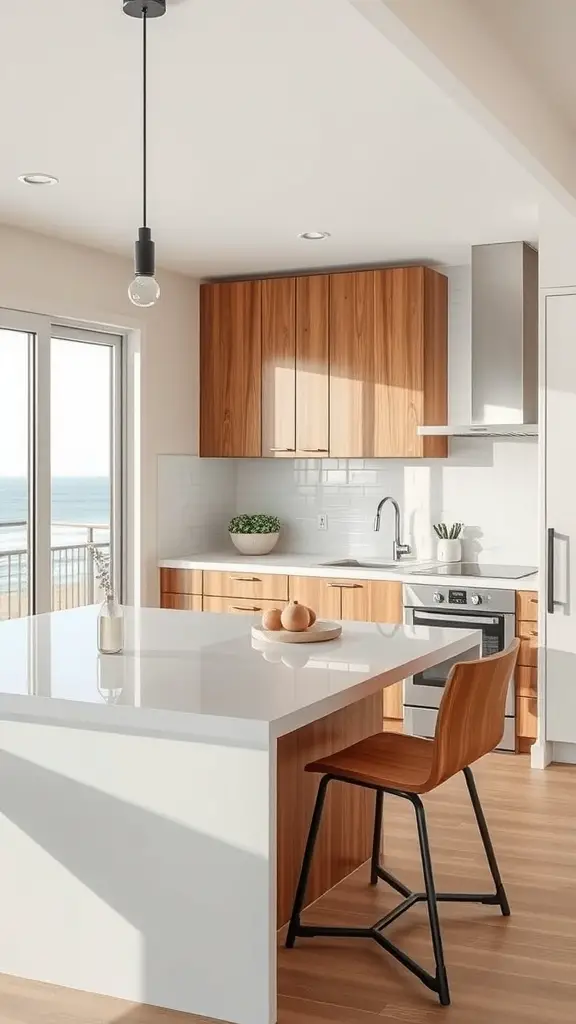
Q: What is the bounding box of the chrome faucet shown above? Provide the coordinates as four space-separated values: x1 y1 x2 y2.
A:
373 496 411 561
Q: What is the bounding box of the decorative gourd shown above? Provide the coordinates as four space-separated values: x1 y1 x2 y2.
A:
305 606 317 626
261 608 283 631
280 601 310 632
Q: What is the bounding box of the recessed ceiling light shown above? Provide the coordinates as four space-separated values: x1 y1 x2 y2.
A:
298 231 331 241
18 173 59 186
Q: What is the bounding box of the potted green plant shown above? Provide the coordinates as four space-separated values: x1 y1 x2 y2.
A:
229 513 281 555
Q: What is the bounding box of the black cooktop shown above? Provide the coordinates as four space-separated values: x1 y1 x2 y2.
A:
411 563 537 579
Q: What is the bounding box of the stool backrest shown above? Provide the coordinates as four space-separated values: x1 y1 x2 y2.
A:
427 639 520 788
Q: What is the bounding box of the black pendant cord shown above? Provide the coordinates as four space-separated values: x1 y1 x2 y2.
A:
142 4 147 229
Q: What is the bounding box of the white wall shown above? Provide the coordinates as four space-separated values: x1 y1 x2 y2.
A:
0 224 198 606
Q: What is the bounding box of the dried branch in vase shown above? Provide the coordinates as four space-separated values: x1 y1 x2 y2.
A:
89 545 114 601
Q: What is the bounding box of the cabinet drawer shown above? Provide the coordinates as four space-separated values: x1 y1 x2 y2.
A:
517 621 538 668
160 568 202 596
203 596 282 615
516 591 538 622
203 570 288 601
161 593 202 611
516 665 537 698
516 696 538 741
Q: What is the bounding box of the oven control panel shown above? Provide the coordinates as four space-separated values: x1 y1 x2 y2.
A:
403 583 515 615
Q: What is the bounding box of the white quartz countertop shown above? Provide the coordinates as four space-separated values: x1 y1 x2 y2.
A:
0 606 481 742
159 551 539 592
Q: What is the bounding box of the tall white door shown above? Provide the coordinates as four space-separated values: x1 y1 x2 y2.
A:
544 290 576 743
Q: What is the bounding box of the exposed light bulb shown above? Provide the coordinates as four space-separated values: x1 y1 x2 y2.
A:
128 275 160 307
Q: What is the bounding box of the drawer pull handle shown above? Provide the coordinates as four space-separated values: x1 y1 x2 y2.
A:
231 576 262 583
270 447 295 452
231 605 261 612
300 449 329 453
328 583 363 589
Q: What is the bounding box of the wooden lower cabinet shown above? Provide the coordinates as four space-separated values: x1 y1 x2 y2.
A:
288 575 342 619
289 576 404 722
159 568 202 596
203 570 288 602
161 593 202 611
203 596 282 615
515 591 539 752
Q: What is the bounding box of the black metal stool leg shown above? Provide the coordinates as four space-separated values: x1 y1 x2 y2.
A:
286 774 331 948
370 789 384 884
411 795 450 1006
463 765 510 916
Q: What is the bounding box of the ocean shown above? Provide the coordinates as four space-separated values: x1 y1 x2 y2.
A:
0 477 110 593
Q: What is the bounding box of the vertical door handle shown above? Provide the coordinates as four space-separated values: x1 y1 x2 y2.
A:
547 527 555 615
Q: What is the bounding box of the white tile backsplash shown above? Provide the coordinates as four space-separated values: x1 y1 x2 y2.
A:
157 456 235 558
157 265 539 568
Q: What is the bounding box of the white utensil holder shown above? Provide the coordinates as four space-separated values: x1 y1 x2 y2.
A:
437 539 462 563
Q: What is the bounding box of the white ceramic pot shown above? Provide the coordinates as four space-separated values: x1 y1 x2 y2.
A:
230 532 280 555
437 538 462 563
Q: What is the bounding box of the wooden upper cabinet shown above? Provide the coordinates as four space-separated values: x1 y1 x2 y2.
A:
199 265 447 460
261 275 330 458
329 267 447 458
296 275 329 455
199 280 262 457
329 271 375 458
262 278 297 457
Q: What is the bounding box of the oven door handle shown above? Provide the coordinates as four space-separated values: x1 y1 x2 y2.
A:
413 612 500 626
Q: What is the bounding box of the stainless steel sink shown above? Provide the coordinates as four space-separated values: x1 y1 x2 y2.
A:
319 558 401 570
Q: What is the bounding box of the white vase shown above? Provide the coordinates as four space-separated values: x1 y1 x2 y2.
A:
437 539 462 563
230 532 280 555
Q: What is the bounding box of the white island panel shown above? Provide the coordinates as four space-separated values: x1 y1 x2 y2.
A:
0 719 274 1024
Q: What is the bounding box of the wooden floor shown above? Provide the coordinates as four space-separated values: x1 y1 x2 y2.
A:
1 754 575 1024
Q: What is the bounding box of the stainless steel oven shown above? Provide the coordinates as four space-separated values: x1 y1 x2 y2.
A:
403 584 516 751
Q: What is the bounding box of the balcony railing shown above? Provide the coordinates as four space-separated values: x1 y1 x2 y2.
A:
0 520 110 621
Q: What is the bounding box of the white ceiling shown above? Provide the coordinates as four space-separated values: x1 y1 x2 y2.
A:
472 0 576 133
0 0 543 277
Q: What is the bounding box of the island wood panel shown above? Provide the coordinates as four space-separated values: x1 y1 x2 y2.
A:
288 575 343 619
296 274 330 455
423 267 449 457
203 570 288 601
161 593 202 611
199 280 262 457
203 596 282 615
159 568 202 596
276 692 382 927
262 277 296 457
329 271 375 458
340 580 404 719
516 590 538 621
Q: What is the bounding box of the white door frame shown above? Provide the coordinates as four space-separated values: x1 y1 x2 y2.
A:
0 309 125 613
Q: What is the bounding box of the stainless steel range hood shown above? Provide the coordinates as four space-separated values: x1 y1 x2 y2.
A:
418 241 538 438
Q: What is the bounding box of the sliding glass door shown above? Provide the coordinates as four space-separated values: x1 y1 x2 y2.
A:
0 311 123 620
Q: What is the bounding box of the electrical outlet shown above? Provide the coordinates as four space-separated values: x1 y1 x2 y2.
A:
317 513 328 531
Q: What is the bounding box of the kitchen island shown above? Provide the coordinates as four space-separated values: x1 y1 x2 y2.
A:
0 606 480 1024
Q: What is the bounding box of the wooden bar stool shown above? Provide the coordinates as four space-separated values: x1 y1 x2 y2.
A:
286 640 520 1006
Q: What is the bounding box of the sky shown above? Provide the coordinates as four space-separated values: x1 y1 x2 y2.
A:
0 329 111 477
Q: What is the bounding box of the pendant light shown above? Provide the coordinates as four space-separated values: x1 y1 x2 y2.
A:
124 1 166 307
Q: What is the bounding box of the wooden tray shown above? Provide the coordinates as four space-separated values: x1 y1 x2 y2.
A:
251 621 342 644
